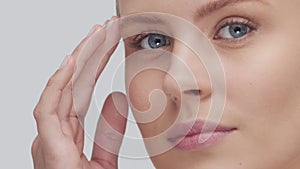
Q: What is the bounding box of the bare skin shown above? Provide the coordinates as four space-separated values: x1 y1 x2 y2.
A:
31 17 128 169
32 0 300 169
118 0 300 168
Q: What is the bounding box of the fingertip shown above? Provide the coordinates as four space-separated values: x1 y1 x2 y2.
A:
59 55 75 70
59 55 70 69
111 15 119 21
111 92 128 110
87 25 98 37
111 92 129 116
100 92 129 133
91 92 128 164
68 55 75 66
88 24 104 37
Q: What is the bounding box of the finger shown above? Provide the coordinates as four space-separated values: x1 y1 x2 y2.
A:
33 56 75 144
91 92 128 169
57 22 109 122
57 81 73 121
95 42 119 82
94 16 121 80
74 17 120 87
73 24 107 82
57 81 77 138
72 24 105 61
72 17 121 121
31 136 40 160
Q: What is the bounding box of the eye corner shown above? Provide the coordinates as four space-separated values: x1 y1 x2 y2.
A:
211 16 259 48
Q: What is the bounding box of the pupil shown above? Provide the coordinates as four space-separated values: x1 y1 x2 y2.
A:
155 39 161 46
148 34 166 48
234 27 241 34
229 24 248 38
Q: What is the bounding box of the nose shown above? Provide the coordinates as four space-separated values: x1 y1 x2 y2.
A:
162 40 211 106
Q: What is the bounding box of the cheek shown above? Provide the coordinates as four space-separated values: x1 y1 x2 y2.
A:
126 69 165 135
223 30 300 162
224 30 300 124
125 68 178 138
126 69 164 111
235 4 300 132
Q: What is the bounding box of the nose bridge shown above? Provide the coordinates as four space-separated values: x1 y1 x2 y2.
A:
168 41 200 89
162 40 211 104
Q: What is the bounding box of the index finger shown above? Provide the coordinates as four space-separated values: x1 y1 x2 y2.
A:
72 17 121 121
33 56 75 144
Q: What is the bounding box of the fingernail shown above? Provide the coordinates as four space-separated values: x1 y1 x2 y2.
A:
104 19 110 26
87 25 98 36
111 16 118 21
106 19 116 31
60 55 70 69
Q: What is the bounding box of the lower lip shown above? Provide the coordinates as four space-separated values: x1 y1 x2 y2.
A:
171 130 235 151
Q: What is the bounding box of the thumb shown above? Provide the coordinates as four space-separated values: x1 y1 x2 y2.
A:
91 92 129 169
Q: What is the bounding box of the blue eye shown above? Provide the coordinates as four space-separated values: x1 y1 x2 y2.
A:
217 23 250 39
141 33 171 49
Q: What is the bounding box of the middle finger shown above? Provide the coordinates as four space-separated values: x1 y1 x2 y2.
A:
72 17 121 121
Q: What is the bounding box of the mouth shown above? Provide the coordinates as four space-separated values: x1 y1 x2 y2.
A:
167 120 237 151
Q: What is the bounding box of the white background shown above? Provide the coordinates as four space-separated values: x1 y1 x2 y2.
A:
0 0 155 168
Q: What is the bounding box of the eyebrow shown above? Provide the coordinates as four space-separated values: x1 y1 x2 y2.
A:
121 15 165 26
121 0 268 26
195 0 269 19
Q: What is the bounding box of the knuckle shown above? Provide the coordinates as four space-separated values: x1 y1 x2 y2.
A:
33 104 55 120
63 83 72 93
31 137 39 157
33 103 58 120
72 47 80 56
72 38 88 56
45 77 65 95
46 75 57 88
33 106 41 120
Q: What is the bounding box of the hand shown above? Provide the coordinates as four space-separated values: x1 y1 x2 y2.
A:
31 17 129 169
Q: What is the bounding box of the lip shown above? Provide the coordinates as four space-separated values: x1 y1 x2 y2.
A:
167 120 237 151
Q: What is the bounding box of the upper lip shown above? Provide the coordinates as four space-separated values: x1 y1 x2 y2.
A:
167 119 237 142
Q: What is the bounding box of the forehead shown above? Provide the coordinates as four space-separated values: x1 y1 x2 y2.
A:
118 0 274 22
118 0 194 20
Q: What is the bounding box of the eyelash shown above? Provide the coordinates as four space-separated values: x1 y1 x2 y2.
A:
128 32 172 50
128 17 258 49
213 17 258 43
128 33 151 49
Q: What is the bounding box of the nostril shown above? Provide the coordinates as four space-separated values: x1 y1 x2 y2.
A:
171 95 178 102
164 92 179 103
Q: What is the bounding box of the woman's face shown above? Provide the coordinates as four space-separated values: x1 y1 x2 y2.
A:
119 0 300 168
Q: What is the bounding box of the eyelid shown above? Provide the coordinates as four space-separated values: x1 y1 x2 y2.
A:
135 30 168 39
214 17 257 38
215 16 258 33
210 16 260 49
129 31 172 49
